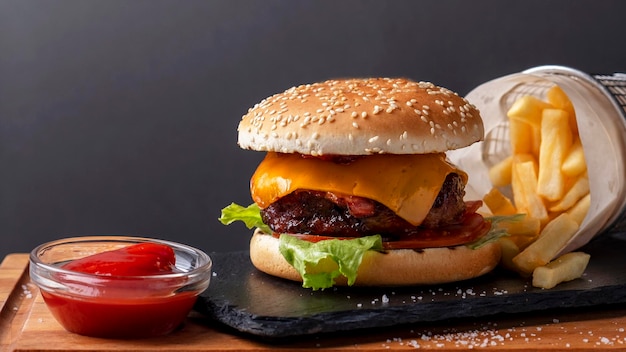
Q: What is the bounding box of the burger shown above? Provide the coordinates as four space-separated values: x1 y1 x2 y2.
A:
220 77 503 290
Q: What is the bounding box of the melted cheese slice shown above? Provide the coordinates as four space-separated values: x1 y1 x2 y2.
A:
250 152 467 226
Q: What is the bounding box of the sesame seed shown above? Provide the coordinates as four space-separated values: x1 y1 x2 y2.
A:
352 122 359 129
373 105 383 114
361 111 368 118
351 111 358 118
368 136 379 143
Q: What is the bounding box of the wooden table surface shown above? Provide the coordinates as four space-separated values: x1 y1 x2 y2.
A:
2 253 626 351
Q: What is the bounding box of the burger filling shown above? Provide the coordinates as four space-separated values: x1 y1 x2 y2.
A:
260 173 466 238
219 152 509 290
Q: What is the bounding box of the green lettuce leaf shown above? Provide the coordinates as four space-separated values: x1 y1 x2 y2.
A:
218 202 272 234
279 233 383 290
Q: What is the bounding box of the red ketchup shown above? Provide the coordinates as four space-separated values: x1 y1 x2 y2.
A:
40 243 198 338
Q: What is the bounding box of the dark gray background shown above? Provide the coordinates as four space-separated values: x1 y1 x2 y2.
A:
1 0 625 259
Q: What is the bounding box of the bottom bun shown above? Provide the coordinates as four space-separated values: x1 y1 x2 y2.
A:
249 229 502 286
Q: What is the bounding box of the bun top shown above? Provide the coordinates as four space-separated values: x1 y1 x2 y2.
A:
237 78 483 155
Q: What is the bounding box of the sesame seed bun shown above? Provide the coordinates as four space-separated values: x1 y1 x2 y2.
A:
238 77 483 156
249 229 501 286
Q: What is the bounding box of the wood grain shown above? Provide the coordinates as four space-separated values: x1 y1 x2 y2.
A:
3 253 626 351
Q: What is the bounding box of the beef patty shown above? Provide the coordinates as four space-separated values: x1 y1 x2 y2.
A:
260 173 466 238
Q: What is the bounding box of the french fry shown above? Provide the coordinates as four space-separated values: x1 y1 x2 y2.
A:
507 95 550 157
509 118 534 154
510 234 540 252
549 174 589 212
512 159 548 223
509 154 536 212
532 252 590 289
483 187 517 215
488 156 513 188
507 95 552 128
537 108 573 201
512 213 579 275
562 139 587 177
498 238 521 274
567 193 591 226
546 85 578 136
499 217 541 250
530 124 542 157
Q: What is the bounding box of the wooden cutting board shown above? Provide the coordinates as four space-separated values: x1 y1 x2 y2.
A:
3 253 626 351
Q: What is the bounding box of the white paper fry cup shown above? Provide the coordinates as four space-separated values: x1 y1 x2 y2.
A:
448 65 626 254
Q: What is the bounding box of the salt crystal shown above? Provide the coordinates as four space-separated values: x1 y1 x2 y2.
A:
382 294 390 304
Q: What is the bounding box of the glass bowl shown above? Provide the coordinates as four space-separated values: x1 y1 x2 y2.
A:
29 236 212 338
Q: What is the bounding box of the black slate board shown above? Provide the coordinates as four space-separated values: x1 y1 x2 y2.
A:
195 232 626 339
